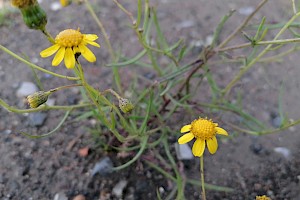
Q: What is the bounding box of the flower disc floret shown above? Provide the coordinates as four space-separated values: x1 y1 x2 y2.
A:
55 29 83 48
191 118 216 140
256 195 271 200
40 29 100 69
178 117 228 157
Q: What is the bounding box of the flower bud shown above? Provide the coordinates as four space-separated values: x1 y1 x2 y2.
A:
11 0 37 8
60 0 70 7
11 0 47 31
20 3 47 30
27 91 50 108
118 98 134 113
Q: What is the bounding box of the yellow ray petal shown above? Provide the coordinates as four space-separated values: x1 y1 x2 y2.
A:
73 46 80 54
64 47 75 69
86 40 100 47
178 132 194 144
52 47 65 66
192 138 205 157
216 127 228 136
40 44 60 58
79 44 96 62
84 34 98 41
207 136 218 154
180 125 191 133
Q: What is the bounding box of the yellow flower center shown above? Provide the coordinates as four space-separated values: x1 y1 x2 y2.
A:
256 196 271 200
12 0 36 8
55 29 83 48
190 118 216 140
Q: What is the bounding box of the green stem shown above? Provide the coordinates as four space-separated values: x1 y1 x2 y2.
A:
0 98 92 113
217 37 300 52
84 0 122 93
163 137 185 199
112 135 149 170
41 29 55 44
0 44 80 81
49 84 83 93
223 12 300 94
200 156 206 200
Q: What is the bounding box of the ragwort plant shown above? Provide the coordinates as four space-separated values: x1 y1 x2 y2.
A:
1 0 300 199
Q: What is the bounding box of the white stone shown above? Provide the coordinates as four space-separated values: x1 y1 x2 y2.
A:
16 82 38 98
274 147 291 159
112 180 128 198
175 143 194 160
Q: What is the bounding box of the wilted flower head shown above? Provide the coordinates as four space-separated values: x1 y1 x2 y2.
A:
178 117 228 157
27 91 51 108
118 98 134 113
40 29 100 69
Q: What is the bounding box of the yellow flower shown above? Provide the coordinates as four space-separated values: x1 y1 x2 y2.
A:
11 0 36 8
256 195 271 200
178 118 228 157
60 0 70 7
40 29 100 69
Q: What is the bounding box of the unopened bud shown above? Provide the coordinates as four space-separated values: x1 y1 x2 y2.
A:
11 0 47 31
11 0 37 8
118 98 134 113
20 3 47 30
27 91 50 108
60 0 71 7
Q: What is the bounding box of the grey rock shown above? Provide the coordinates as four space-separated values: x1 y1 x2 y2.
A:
91 157 114 176
274 147 291 159
43 73 53 79
271 116 282 128
176 20 195 30
16 82 38 98
175 143 193 160
50 2 62 11
270 112 282 128
28 112 47 127
0 174 6 184
9 180 20 195
250 142 263 155
0 129 12 135
238 7 255 16
112 180 128 198
53 192 68 200
46 98 56 106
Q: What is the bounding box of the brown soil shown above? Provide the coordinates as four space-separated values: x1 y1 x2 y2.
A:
0 0 300 199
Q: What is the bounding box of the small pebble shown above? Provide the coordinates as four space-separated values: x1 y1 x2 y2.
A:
73 194 85 200
43 73 53 79
53 192 68 200
1 129 12 135
176 20 195 30
78 147 89 157
112 180 128 198
28 112 47 127
50 2 62 11
274 147 291 159
91 157 114 176
270 112 282 128
250 142 263 155
16 82 38 98
238 7 254 15
175 143 194 160
46 98 56 106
